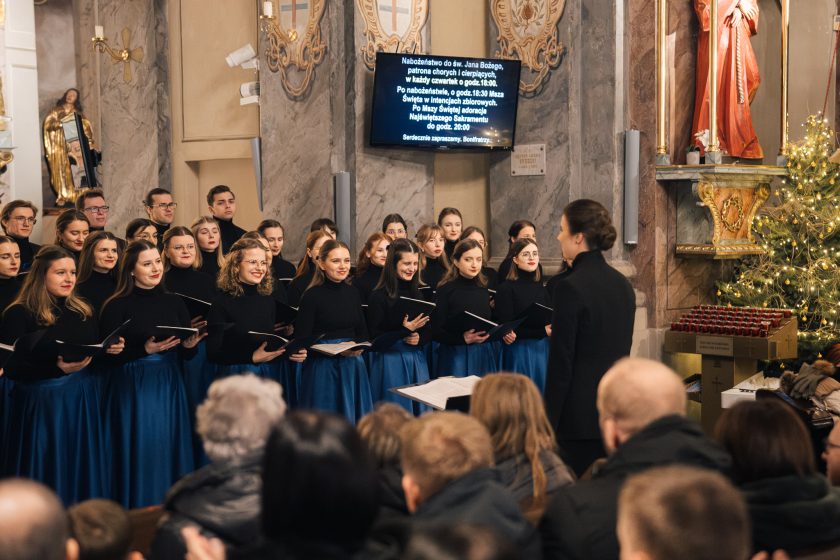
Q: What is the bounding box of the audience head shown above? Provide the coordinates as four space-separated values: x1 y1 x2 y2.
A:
357 232 390 276
824 422 840 486
402 524 519 560
9 245 91 324
617 466 750 560
505 238 541 281
124 218 157 245
400 411 493 512
382 213 408 239
77 231 121 283
597 358 686 454
197 374 286 463
0 478 78 560
357 402 412 469
75 189 110 229
143 188 175 225
257 219 285 257
471 373 559 500
507 219 537 245
439 239 486 287
559 199 617 262
162 226 200 271
68 499 137 560
378 238 422 297
218 237 273 296
1 200 39 238
310 217 338 238
262 411 379 550
437 207 463 242
55 210 90 253
295 228 332 278
0 235 21 279
715 399 815 484
206 185 236 222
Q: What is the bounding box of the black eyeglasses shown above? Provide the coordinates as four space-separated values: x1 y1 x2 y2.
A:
148 202 177 210
84 206 110 213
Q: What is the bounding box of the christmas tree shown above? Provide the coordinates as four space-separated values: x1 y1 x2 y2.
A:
717 115 840 360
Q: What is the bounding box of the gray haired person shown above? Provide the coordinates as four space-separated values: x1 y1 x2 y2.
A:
0 478 78 560
149 374 286 560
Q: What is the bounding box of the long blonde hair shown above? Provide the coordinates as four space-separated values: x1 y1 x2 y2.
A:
295 228 332 279
415 223 450 284
6 245 92 324
190 216 224 268
217 238 273 296
470 373 560 502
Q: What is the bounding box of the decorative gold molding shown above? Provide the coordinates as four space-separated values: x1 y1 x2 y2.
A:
260 0 327 98
357 0 429 70
491 0 566 96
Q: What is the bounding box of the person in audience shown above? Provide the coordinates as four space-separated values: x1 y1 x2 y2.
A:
437 207 462 259
471 373 574 522
258 219 296 280
75 231 121 314
382 213 408 240
191 216 224 279
459 226 497 289
143 188 176 250
400 411 541 557
358 403 412 521
546 199 636 475
207 185 246 252
124 218 158 246
431 239 512 378
497 219 538 282
716 399 840 555
1 200 40 272
617 466 750 560
401 524 519 560
287 228 331 307
76 189 125 250
365 239 431 413
54 209 90 261
310 217 338 238
353 232 389 304
824 421 840 486
0 478 80 560
150 374 287 560
415 223 449 294
539 357 731 560
68 499 141 560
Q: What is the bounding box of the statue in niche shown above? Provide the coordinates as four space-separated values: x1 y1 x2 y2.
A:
43 88 100 206
691 0 763 160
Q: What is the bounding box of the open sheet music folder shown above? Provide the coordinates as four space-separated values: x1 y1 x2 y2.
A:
391 375 481 411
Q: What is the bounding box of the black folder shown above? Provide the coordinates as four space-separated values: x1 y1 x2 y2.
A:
445 311 525 342
274 302 299 325
54 319 132 362
174 293 212 320
516 302 554 329
248 331 323 355
394 296 436 320
0 330 47 369
151 325 198 341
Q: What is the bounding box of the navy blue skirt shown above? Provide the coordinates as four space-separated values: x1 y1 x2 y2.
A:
501 337 550 392
105 352 195 508
181 343 219 468
298 339 374 424
366 340 431 415
435 341 502 378
5 370 107 505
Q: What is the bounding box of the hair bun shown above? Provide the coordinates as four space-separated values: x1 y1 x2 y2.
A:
599 225 617 251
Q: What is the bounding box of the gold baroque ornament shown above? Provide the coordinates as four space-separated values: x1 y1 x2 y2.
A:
491 0 566 96
261 0 327 98
357 0 429 70
720 194 745 233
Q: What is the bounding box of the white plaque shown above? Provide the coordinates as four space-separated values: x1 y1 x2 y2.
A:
511 143 546 176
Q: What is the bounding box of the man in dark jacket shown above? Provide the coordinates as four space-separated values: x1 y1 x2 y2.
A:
540 358 731 560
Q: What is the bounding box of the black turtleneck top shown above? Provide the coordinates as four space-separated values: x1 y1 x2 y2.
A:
152 222 170 251
432 275 492 345
421 256 446 291
0 298 98 381
295 279 368 341
494 269 550 339
353 264 383 304
287 265 314 307
366 279 427 340
272 256 296 280
206 283 275 365
164 265 218 304
77 271 117 316
0 276 22 314
100 285 193 363
482 266 498 290
198 250 222 281
444 238 457 259
10 235 40 272
216 218 247 254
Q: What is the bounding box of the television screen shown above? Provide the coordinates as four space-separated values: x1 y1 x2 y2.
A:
369 52 521 151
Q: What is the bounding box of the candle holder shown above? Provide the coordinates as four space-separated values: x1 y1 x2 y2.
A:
91 27 144 84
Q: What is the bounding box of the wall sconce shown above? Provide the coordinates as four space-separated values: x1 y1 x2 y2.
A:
91 26 144 83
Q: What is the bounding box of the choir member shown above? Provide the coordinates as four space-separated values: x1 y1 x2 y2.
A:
287 228 331 307
310 217 338 238
0 200 40 272
207 185 246 253
437 207 463 259
546 199 635 475
497 219 539 282
0 246 124 503
365 238 431 414
191 216 224 280
0 235 21 480
353 232 389 304
294 239 373 422
494 239 550 391
382 213 408 240
75 231 120 315
55 209 90 262
100 240 200 508
431 239 513 377
258 219 296 280
143 188 176 250
415 224 449 293
125 218 158 246
241 231 288 305
459 226 498 289
76 189 126 251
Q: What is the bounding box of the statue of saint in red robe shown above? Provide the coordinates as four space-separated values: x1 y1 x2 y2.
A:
692 0 763 159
